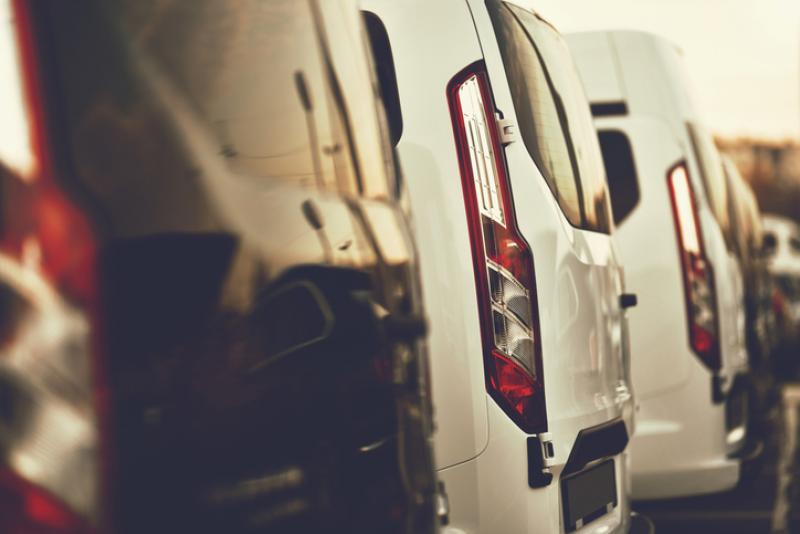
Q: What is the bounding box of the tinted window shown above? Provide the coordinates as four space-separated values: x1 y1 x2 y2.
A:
512 7 612 234
363 11 402 147
777 275 800 299
687 122 731 245
763 232 777 256
486 1 580 227
790 237 800 254
50 0 394 207
598 131 639 225
723 161 747 260
40 1 422 531
742 189 763 253
487 1 611 233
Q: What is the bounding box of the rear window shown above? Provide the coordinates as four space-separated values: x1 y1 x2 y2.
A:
687 122 731 245
790 236 800 255
486 0 611 234
722 162 746 258
762 232 777 256
777 275 800 299
598 131 640 225
41 0 394 237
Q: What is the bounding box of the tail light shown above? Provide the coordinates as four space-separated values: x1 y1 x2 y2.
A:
448 62 546 433
0 0 105 531
772 288 785 321
667 162 721 371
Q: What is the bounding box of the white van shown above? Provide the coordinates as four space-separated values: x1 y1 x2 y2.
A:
567 30 752 499
362 2 638 532
762 214 800 342
762 214 800 279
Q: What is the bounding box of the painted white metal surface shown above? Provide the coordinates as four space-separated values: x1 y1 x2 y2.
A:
763 214 800 278
363 0 634 531
568 31 745 498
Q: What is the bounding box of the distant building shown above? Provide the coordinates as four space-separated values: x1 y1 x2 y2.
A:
718 138 800 222
718 139 800 186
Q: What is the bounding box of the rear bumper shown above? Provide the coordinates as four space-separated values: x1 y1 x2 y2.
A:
440 400 631 533
632 455 740 499
631 358 741 499
724 375 750 456
440 452 631 534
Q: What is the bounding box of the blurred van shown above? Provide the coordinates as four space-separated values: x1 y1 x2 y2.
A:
568 30 753 499
723 157 774 365
762 214 800 356
762 214 800 282
362 1 638 532
0 1 438 532
722 156 778 448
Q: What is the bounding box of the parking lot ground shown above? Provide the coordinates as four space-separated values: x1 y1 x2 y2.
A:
634 384 800 534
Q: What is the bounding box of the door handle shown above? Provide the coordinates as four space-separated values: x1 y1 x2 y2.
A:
619 293 638 310
383 312 427 342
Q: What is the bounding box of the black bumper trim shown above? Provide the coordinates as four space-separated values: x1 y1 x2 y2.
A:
562 417 629 477
527 435 554 488
712 374 726 404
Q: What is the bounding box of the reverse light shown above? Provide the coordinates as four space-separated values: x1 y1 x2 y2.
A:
448 63 546 433
667 163 721 371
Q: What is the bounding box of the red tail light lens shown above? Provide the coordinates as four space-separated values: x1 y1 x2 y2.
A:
0 0 103 531
32 187 98 304
448 62 546 433
771 287 786 321
0 470 89 534
667 162 721 371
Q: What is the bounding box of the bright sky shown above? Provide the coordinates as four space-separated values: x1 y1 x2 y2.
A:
525 0 800 142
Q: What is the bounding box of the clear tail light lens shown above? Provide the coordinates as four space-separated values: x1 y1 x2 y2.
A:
448 63 546 433
0 0 103 531
667 163 721 371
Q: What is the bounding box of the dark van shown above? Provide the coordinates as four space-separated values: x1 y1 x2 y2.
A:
0 1 437 532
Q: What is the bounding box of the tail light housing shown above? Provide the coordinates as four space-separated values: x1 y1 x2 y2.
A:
667 162 721 371
448 62 546 433
771 287 786 322
0 0 104 531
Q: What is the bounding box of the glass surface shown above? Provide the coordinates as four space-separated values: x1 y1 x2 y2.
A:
488 0 612 233
598 130 640 225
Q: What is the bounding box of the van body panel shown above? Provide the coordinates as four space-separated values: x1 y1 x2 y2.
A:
20 1 440 531
361 0 490 471
367 0 633 531
594 116 691 400
569 30 745 498
469 0 633 448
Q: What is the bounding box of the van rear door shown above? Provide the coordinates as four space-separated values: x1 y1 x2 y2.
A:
32 0 437 531
469 0 633 458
